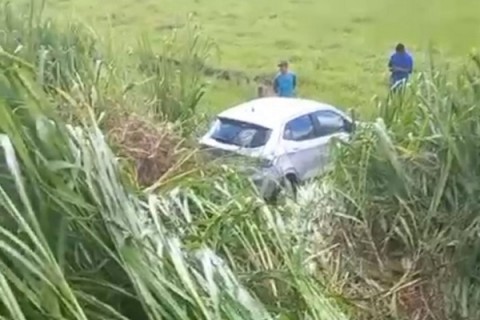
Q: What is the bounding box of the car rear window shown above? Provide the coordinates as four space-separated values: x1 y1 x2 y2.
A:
210 117 272 148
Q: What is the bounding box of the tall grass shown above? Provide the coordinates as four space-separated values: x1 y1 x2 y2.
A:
315 57 480 319
0 1 211 125
135 19 214 124
0 0 107 114
0 2 349 319
0 44 349 320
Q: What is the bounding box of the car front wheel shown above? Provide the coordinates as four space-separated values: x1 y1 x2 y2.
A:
265 174 299 204
284 173 298 200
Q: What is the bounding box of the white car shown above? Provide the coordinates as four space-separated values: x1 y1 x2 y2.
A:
199 97 355 199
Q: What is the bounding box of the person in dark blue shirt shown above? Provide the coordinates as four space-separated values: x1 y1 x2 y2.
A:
273 60 297 97
388 43 413 90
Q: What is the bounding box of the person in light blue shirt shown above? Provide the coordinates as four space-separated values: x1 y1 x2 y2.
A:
273 60 297 97
388 43 413 90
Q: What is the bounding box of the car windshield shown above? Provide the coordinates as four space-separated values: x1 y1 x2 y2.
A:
210 117 272 148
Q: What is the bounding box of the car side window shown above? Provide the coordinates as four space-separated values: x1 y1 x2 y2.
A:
283 115 316 141
313 111 348 137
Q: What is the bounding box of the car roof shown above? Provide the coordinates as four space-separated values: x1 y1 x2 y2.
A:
217 97 342 129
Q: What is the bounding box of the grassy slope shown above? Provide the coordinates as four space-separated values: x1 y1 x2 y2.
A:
49 0 480 115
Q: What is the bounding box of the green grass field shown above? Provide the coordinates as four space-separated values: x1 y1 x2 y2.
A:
50 0 480 115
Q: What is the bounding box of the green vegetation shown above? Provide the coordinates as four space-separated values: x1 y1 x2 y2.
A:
1 1 480 320
48 0 480 115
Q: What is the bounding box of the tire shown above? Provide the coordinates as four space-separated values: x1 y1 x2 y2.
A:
284 174 298 200
265 174 298 204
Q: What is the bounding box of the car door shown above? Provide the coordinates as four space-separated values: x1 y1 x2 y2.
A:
311 110 351 174
279 114 323 180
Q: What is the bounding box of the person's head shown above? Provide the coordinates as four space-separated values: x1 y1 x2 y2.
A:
278 60 289 73
395 43 406 53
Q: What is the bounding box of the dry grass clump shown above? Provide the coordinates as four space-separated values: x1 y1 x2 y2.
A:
105 112 193 187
